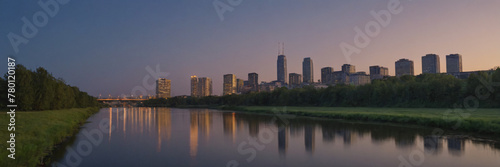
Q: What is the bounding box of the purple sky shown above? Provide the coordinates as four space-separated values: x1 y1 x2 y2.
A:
1 0 499 97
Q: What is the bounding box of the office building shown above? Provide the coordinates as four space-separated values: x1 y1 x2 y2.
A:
302 57 314 83
321 67 333 84
395 59 414 77
277 55 287 84
422 54 441 74
156 78 171 99
446 54 463 73
223 74 237 95
248 73 259 92
369 66 389 80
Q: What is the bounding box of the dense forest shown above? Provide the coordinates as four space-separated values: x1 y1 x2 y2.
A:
0 64 99 111
143 68 500 108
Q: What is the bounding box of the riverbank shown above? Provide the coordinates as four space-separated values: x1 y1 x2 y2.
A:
211 106 500 135
0 107 99 167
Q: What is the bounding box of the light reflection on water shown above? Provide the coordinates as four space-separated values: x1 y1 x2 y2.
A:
52 107 500 167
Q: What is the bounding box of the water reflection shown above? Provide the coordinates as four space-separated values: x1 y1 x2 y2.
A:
54 108 500 167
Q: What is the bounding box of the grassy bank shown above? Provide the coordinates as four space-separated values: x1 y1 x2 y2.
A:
0 107 99 167
219 106 500 135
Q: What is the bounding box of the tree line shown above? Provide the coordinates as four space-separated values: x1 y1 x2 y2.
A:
0 65 99 111
143 68 500 108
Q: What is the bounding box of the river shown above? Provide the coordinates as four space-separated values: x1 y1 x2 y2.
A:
51 107 500 167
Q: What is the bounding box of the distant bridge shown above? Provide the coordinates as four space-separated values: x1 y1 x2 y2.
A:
97 99 148 102
97 99 149 107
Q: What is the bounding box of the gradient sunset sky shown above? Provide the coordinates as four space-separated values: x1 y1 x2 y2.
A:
1 0 499 96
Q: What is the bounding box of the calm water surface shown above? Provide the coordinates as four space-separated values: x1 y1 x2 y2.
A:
52 107 500 167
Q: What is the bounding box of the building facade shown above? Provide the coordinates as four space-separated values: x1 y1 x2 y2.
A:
349 72 371 86
369 66 389 80
422 54 440 74
289 73 302 88
446 54 463 73
236 79 244 93
395 59 414 77
198 77 212 97
321 67 333 84
302 57 314 83
156 78 171 99
277 55 287 84
223 74 237 95
342 64 356 74
190 76 199 97
248 72 259 92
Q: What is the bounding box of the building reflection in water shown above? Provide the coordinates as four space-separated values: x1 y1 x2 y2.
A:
447 137 465 156
321 127 335 143
278 125 288 157
189 110 213 157
304 125 315 154
424 136 444 155
156 108 172 152
223 112 237 142
248 118 259 138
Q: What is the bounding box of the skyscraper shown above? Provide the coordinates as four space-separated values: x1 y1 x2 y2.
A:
422 54 440 74
223 74 237 95
277 55 287 84
395 59 414 77
289 73 302 87
198 77 212 97
369 66 389 80
156 78 171 99
321 67 333 84
190 76 199 97
446 54 463 73
342 64 356 74
248 73 259 92
302 57 314 83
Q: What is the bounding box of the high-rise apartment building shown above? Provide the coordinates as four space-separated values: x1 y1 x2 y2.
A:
302 57 314 83
156 78 171 99
223 74 237 95
277 55 287 84
395 59 414 77
321 67 333 84
198 77 212 97
190 76 199 97
422 54 440 74
236 79 244 93
446 54 463 73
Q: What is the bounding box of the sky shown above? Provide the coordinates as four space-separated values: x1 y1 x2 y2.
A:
1 0 499 97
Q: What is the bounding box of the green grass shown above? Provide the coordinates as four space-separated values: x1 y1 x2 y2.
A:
220 106 500 135
0 108 99 167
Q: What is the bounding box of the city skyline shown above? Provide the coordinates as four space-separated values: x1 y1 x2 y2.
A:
2 0 500 96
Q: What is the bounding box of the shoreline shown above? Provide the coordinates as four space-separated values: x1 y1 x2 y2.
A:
172 105 500 136
0 107 100 167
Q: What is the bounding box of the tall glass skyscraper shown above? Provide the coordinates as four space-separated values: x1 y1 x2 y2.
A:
277 55 287 84
302 57 314 83
446 54 462 73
